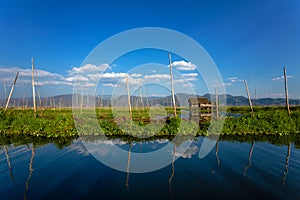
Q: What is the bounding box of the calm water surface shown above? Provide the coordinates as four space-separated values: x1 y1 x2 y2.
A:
1 136 299 200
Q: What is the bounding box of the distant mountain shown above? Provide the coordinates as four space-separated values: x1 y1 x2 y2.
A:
1 93 299 108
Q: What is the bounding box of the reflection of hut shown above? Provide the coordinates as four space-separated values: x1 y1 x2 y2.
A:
188 98 212 117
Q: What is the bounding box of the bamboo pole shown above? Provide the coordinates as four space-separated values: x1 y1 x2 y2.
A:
31 58 36 115
168 53 177 117
3 81 7 97
35 70 42 110
215 88 219 120
126 77 132 121
5 72 19 111
145 86 149 110
2 81 8 108
23 94 25 110
100 88 105 107
244 80 254 118
283 67 291 116
81 92 83 114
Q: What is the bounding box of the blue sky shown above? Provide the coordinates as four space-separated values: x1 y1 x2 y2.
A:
0 0 300 99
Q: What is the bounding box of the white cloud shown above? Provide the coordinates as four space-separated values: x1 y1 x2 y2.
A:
181 73 198 77
144 74 170 79
211 82 232 87
103 83 119 88
0 66 69 87
271 75 293 81
66 75 89 82
182 83 195 87
68 63 110 75
227 77 243 82
130 73 142 77
185 77 197 81
171 60 196 71
100 72 128 79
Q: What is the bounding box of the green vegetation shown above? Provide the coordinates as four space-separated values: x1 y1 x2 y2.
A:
1 107 300 143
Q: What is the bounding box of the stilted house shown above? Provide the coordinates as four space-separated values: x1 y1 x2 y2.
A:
188 97 212 117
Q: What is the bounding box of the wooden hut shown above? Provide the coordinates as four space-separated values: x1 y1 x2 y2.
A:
188 97 212 117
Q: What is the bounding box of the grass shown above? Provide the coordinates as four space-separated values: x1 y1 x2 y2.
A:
1 106 300 140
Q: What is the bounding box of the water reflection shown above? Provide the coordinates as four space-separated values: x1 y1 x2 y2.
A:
126 143 132 189
282 142 291 187
1 134 300 200
3 145 15 184
243 142 254 176
24 145 35 200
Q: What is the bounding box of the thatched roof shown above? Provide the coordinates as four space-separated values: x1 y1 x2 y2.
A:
188 97 210 104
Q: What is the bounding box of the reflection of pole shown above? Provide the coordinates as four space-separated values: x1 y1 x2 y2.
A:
125 143 132 189
244 142 254 176
24 146 35 200
216 140 220 166
168 54 177 117
169 144 176 200
244 80 254 118
3 145 15 183
282 143 291 187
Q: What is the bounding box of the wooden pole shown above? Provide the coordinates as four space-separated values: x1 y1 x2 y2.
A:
5 72 19 111
283 67 291 116
31 58 37 116
168 53 177 117
81 92 83 114
244 80 254 118
3 81 7 98
35 70 42 110
126 76 133 121
145 86 149 110
215 88 219 120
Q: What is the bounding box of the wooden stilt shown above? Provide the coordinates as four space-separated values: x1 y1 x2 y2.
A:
126 77 132 121
244 80 254 118
283 67 291 116
168 53 177 117
5 72 19 111
31 58 36 116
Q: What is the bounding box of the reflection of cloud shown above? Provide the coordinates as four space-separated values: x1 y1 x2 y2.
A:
271 75 293 81
171 60 196 71
175 145 199 159
67 141 90 156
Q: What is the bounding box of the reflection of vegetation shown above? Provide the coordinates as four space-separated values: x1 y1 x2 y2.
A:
0 134 76 149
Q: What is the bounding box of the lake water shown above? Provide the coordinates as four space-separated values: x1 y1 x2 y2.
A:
1 136 300 200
